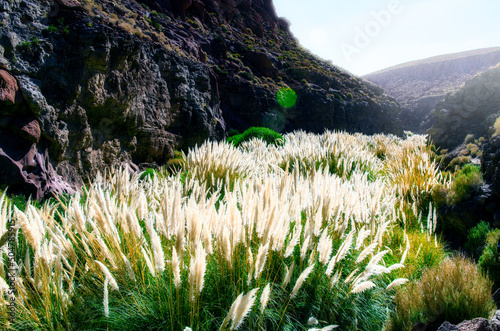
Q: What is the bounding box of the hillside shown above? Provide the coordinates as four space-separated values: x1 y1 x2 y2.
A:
0 0 401 199
364 47 500 132
429 63 500 149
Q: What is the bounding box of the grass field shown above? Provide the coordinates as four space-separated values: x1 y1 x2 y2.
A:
0 130 493 330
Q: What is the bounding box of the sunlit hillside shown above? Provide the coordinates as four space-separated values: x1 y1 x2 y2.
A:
0 131 494 330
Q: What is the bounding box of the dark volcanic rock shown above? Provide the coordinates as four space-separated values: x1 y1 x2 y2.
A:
437 318 500 331
1 0 402 198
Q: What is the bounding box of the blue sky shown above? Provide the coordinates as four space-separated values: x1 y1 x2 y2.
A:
272 0 500 76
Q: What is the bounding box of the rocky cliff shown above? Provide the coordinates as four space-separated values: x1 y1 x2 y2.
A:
0 0 401 199
364 48 500 133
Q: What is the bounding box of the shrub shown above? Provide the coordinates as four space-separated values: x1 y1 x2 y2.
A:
465 221 490 258
478 229 500 289
388 255 495 331
450 164 483 204
227 127 284 147
464 133 475 144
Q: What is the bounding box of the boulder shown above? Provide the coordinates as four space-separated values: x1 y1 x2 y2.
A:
438 318 500 331
0 69 23 110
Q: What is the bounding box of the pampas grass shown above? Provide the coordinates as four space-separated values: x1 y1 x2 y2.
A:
291 263 315 299
1 130 451 330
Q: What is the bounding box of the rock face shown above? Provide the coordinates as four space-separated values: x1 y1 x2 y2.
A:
429 64 500 150
437 315 500 331
0 0 401 198
364 48 500 133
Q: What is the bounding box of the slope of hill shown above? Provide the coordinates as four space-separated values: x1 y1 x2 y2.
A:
429 63 500 150
0 0 401 198
364 47 500 132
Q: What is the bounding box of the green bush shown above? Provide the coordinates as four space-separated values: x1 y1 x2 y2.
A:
227 127 284 147
465 221 490 258
388 255 495 331
139 168 156 180
478 229 500 289
450 164 483 204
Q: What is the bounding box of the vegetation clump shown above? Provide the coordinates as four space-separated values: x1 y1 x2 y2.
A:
478 228 500 289
449 163 483 204
388 255 495 331
226 126 284 147
465 221 490 258
0 131 461 330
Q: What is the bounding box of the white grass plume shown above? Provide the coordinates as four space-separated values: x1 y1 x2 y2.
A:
230 287 259 330
103 277 109 318
171 247 181 289
188 244 207 301
326 230 354 276
220 292 244 330
291 263 315 299
95 260 119 291
283 261 295 288
260 283 271 313
355 242 377 264
386 278 408 291
254 243 269 280
350 281 375 294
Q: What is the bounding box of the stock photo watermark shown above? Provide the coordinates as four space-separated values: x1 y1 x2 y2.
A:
340 0 403 63
4 218 18 323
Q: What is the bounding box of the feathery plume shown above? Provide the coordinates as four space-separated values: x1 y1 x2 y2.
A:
150 227 165 273
350 281 375 294
386 278 408 291
284 223 302 258
220 293 244 330
355 227 370 250
283 261 295 287
317 230 333 265
260 283 271 313
291 263 315 299
95 260 119 291
188 244 207 301
325 230 353 276
355 242 377 264
387 263 404 272
172 246 181 289
103 277 109 318
141 247 156 277
230 288 259 330
254 243 269 280
400 233 410 265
